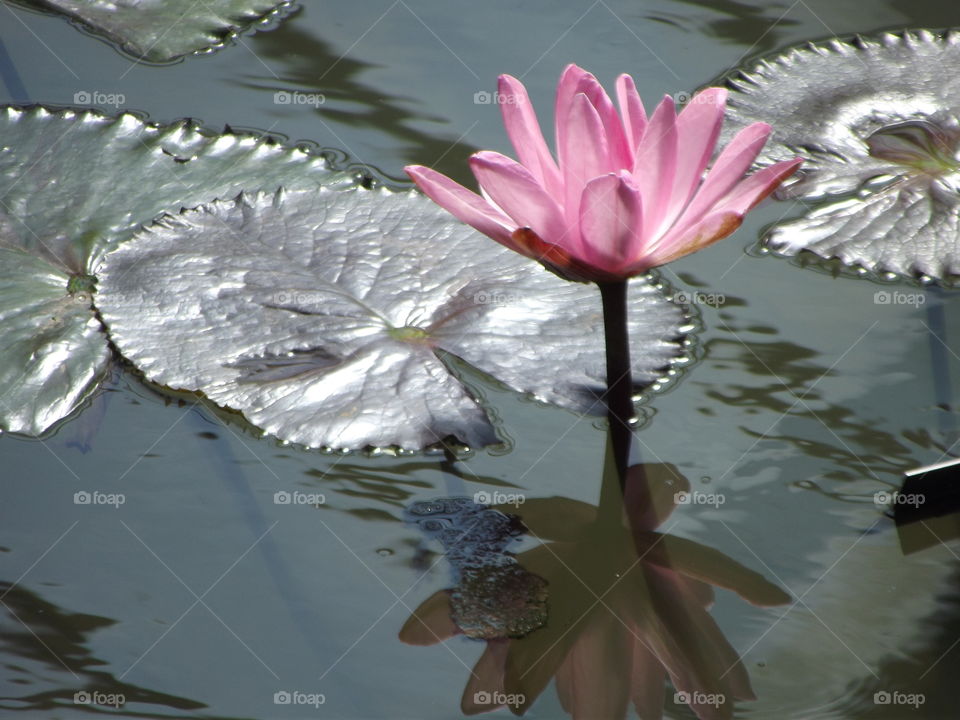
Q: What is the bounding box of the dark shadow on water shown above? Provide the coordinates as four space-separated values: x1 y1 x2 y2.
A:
236 24 480 187
0 582 246 717
651 0 800 53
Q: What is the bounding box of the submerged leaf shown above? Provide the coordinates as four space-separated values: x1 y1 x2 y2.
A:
724 29 960 281
97 187 690 451
17 0 294 62
0 105 349 435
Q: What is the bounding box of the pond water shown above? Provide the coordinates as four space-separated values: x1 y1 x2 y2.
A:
2 1 960 718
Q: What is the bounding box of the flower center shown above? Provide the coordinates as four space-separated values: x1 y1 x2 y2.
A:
67 273 97 295
388 325 431 343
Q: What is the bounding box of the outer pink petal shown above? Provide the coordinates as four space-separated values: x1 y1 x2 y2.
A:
664 88 728 229
631 95 679 241
615 74 647 157
578 172 644 272
630 210 743 272
469 150 571 251
561 93 610 241
714 157 804 215
498 74 563 199
405 164 516 245
572 72 632 169
675 121 772 228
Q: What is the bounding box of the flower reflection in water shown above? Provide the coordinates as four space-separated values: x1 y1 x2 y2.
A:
401 463 789 719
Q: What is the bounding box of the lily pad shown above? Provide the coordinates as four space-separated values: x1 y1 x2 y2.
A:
724 29 960 281
97 187 690 451
0 105 350 435
16 0 294 62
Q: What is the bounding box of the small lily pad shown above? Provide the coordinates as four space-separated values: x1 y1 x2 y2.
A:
97 187 690 451
724 29 960 281
0 105 350 435
16 0 295 62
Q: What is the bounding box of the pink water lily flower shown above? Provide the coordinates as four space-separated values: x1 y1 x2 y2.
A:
406 65 802 281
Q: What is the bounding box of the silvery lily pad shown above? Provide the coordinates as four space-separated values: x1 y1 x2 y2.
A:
724 29 960 281
0 105 349 435
97 187 690 451
17 0 294 62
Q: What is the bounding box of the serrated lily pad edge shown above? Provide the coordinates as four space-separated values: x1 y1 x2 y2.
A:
712 28 960 286
9 0 300 63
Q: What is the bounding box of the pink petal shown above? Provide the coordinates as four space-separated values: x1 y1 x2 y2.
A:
631 95 679 241
715 157 804 215
555 64 594 155
578 172 644 272
634 210 743 271
469 150 571 251
498 74 563 199
675 121 772 228
615 74 647 157
571 72 632 170
405 164 516 246
560 93 610 238
663 88 728 229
